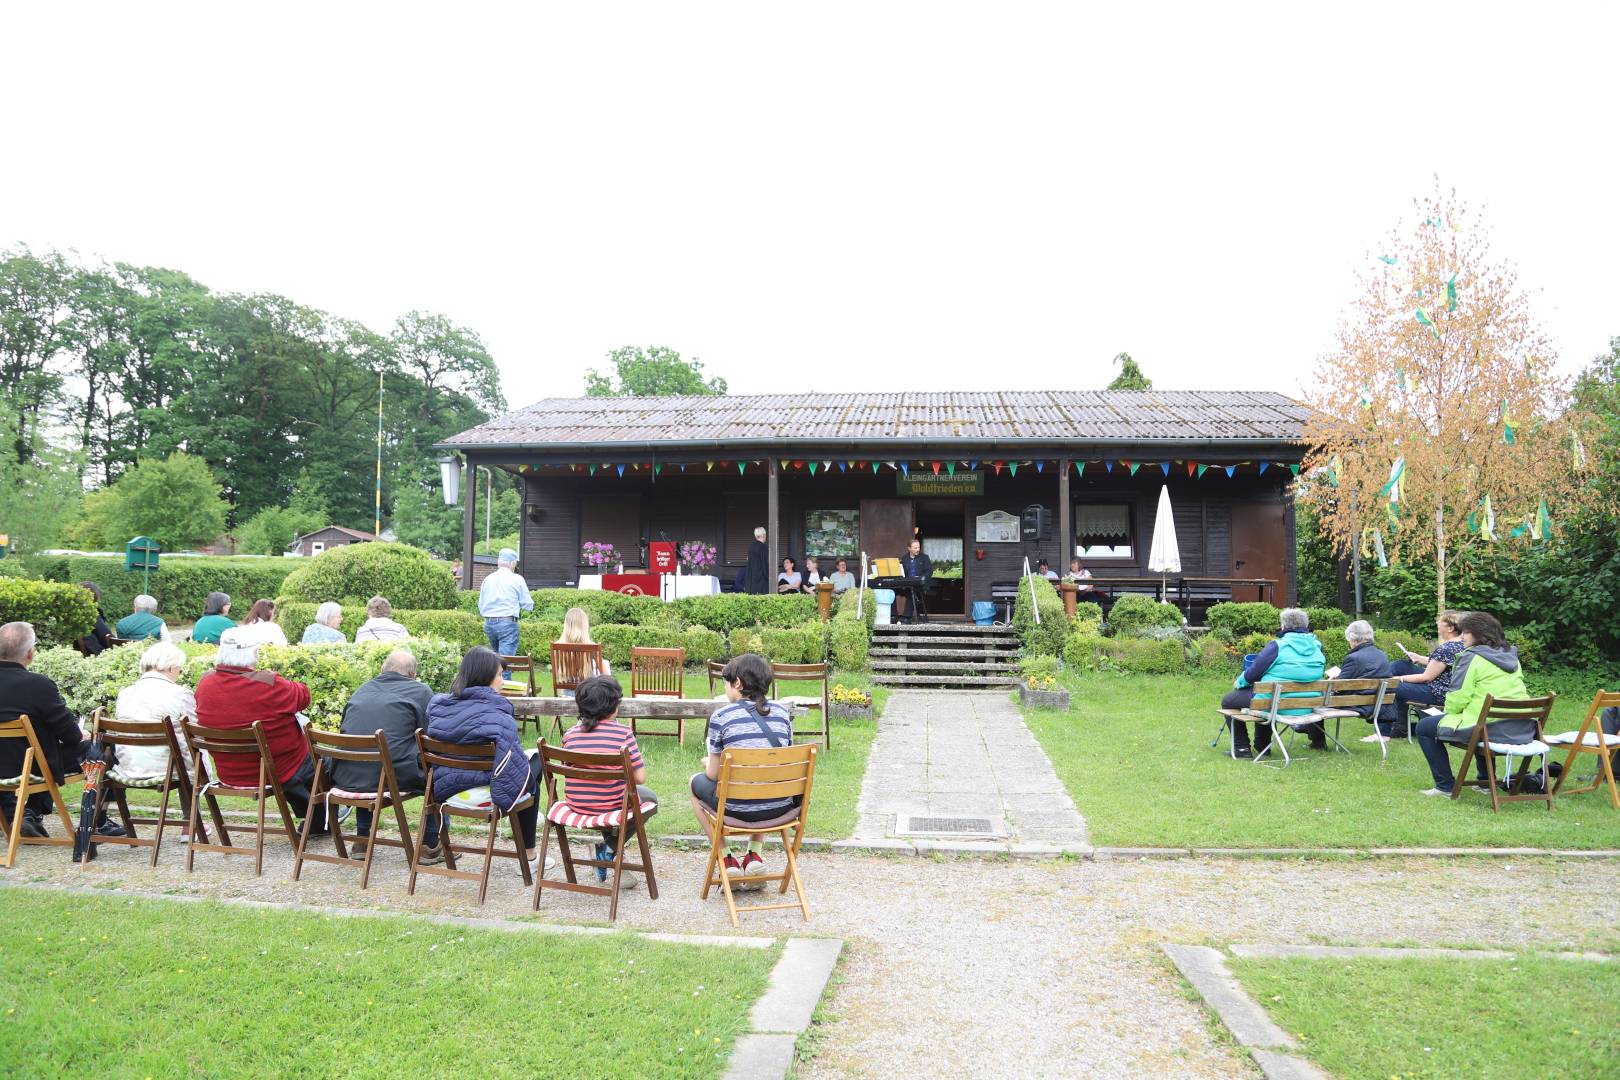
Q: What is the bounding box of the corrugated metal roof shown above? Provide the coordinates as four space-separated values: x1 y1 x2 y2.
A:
440 391 1307 450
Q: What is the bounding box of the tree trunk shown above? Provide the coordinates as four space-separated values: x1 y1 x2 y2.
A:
1433 500 1447 612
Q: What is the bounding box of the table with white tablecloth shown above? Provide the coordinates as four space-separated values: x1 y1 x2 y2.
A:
576 574 721 599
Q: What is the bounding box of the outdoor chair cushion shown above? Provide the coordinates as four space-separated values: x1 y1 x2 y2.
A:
721 805 801 830
546 802 626 829
1545 730 1620 747
106 770 165 789
1487 739 1549 757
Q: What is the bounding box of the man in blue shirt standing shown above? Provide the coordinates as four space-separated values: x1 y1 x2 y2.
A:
478 548 533 657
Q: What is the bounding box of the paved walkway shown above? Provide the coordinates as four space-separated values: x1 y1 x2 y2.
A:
853 690 1089 848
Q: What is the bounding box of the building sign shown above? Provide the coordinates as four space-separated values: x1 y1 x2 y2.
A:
897 471 984 496
974 510 1020 543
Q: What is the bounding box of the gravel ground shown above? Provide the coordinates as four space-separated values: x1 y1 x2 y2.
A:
11 839 1618 1078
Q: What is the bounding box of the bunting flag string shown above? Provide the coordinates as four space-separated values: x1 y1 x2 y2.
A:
808 461 818 475
737 461 746 475
968 459 979 471
1104 459 1114 473
1535 498 1552 540
588 464 597 476
705 461 714 471
1379 457 1405 503
1186 462 1196 477
1224 465 1235 478
946 461 956 476
1035 460 1044 473
615 464 625 477
1510 518 1529 540
1009 462 1018 477
1158 462 1170 476
1075 461 1085 477
653 463 662 475
1481 494 1496 541
1258 462 1269 475
1379 255 1399 265
931 461 940 476
839 460 848 472
1288 463 1301 477
899 462 909 478
1327 455 1341 487
1358 385 1374 409
1396 367 1407 392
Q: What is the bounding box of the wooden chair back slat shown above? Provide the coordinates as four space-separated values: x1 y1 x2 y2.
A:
90 708 197 865
1250 680 1330 714
408 730 534 905
536 741 638 786
499 655 537 696
770 662 831 749
630 647 686 699
551 643 603 695
304 727 391 764
1450 692 1558 813
707 659 728 697
417 733 496 771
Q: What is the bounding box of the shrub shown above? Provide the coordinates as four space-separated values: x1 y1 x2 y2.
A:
1013 575 1067 657
729 626 763 658
1206 602 1280 638
0 579 98 647
672 593 759 632
33 641 218 717
529 588 638 625
396 610 487 651
591 624 682 669
1072 600 1104 635
1304 606 1352 631
829 617 870 671
516 621 564 665
836 587 877 627
1019 653 1061 681
1313 630 1352 669
1104 593 1183 637
454 590 482 613
759 625 827 664
629 601 684 629
1194 634 1234 669
1099 636 1185 675
279 543 456 611
38 556 299 625
1236 630 1273 657
1062 631 1105 671
681 625 727 667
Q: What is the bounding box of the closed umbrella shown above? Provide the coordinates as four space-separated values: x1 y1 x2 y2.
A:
1147 485 1182 602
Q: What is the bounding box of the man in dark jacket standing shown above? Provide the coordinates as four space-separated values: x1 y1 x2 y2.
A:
336 649 441 862
0 621 123 840
745 526 771 594
1339 620 1400 739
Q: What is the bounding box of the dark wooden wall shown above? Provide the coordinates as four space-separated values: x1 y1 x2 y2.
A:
520 463 1296 605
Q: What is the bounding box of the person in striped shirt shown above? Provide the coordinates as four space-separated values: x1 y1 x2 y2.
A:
562 675 657 886
689 652 796 889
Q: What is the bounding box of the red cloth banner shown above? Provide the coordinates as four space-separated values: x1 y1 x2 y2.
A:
601 573 661 596
649 542 676 574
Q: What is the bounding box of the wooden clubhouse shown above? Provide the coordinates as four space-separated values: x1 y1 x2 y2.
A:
438 391 1309 619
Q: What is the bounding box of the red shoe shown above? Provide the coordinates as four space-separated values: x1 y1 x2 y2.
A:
722 853 743 885
739 850 768 890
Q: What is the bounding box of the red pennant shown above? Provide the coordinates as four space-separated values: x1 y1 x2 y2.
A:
931 461 941 476
793 460 805 469
994 460 1004 475
1187 462 1196 477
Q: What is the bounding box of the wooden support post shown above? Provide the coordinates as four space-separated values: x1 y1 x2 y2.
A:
767 457 780 580
1057 457 1071 568
461 458 478 589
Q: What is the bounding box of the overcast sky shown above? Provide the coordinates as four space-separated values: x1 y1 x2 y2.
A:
4 3 1616 409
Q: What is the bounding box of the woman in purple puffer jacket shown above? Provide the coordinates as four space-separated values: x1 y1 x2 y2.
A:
425 647 544 873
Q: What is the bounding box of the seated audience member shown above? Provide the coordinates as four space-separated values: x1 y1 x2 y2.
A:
1064 558 1095 593
1037 559 1059 581
191 592 236 645
193 628 329 834
112 641 196 783
0 621 121 841
801 555 823 593
116 594 172 642
777 556 803 594
828 558 856 594
233 599 288 649
301 602 348 645
76 582 114 655
1391 610 1467 728
690 653 795 891
335 649 440 863
354 596 410 642
1337 620 1400 742
425 647 546 875
562 675 657 886
1415 611 1527 797
1218 607 1328 757
556 606 611 692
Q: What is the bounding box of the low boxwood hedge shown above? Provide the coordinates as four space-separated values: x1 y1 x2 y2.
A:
0 578 98 647
1206 601 1280 638
280 543 457 611
1104 593 1183 637
30 555 299 628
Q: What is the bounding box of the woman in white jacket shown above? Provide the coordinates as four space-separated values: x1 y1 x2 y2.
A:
111 641 197 782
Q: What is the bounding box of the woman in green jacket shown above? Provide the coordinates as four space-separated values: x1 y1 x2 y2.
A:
1416 611 1528 796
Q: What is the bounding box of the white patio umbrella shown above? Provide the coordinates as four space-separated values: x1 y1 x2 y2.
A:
1147 484 1182 602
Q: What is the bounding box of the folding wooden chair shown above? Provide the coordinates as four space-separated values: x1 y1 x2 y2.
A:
90 709 197 867
0 715 77 867
408 732 533 905
532 740 659 921
1317 678 1402 759
706 659 728 698
293 727 417 890
1446 694 1558 812
179 719 301 876
499 655 538 697
549 643 605 741
1548 690 1620 810
630 646 687 743
699 744 817 927
771 662 831 749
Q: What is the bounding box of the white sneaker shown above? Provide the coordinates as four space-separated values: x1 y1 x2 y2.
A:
528 852 559 878
1360 733 1389 744
1418 787 1452 797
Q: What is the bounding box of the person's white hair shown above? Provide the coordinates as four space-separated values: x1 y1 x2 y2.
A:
0 621 36 662
753 526 766 540
316 601 343 626
1279 607 1309 632
215 627 259 668
381 648 418 676
1344 619 1375 645
133 594 159 614
140 640 187 673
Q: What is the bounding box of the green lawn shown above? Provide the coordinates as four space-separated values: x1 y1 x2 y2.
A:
1228 953 1620 1080
1024 670 1620 849
0 888 776 1079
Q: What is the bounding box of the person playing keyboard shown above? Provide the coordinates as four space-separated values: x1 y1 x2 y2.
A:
897 540 933 623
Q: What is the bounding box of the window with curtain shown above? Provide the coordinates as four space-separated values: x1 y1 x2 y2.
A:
1075 503 1134 559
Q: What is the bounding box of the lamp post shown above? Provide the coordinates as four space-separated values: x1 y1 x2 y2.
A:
439 455 460 506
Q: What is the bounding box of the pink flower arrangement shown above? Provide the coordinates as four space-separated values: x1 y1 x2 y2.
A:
581 540 618 568
679 540 717 574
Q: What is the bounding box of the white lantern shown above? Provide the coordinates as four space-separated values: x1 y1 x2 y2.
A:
439 455 460 506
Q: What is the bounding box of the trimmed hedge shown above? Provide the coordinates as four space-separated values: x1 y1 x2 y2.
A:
280 543 456 611
759 625 828 664
829 617 869 670
1206 602 1280 638
1073 600 1103 634
1304 606 1352 631
836 586 877 627
1104 593 1183 637
592 624 683 669
681 625 727 667
1063 631 1106 671
0 579 98 647
1101 635 1186 674
1013 575 1067 657
30 555 299 627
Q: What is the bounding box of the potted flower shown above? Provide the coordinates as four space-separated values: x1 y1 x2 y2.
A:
580 540 619 575
830 684 873 719
678 540 718 576
1019 673 1069 710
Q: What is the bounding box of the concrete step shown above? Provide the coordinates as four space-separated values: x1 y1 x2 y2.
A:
872 622 1013 634
869 647 1022 661
874 634 1020 647
870 659 1020 672
872 673 1020 689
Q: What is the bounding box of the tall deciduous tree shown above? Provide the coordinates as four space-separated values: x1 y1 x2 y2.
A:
1300 189 1596 610
1106 352 1152 390
585 345 727 397
90 451 230 551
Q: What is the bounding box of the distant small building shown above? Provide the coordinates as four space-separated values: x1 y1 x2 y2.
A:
288 525 378 558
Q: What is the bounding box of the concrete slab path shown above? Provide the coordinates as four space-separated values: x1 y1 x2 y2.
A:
854 690 1089 847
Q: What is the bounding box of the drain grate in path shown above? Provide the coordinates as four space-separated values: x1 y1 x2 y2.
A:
895 815 1001 837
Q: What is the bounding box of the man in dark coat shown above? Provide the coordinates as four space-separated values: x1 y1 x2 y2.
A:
335 649 441 861
897 539 934 623
745 526 771 594
0 621 113 839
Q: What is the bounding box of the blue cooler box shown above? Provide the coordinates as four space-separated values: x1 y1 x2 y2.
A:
873 588 895 625
971 601 997 625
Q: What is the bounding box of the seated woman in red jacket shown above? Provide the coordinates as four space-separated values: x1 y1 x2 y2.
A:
194 627 331 835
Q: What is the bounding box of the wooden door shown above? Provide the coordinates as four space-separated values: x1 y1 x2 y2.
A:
1229 497 1288 606
859 499 914 573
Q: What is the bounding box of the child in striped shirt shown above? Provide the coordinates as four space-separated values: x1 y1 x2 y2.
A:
562 675 657 884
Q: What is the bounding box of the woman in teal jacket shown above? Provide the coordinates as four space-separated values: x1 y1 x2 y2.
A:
1220 607 1327 757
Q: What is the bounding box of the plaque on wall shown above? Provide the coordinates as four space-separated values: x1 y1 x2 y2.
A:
974 510 1020 543
804 509 859 556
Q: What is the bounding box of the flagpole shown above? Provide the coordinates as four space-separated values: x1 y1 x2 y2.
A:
375 370 384 537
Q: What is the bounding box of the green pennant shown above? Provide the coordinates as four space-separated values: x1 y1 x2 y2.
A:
1009 462 1018 477
1446 273 1457 312
1287 463 1300 477
1414 307 1441 339
808 461 818 475
1127 462 1140 476
1197 464 1208 478
1075 461 1085 477
738 462 747 475
946 461 955 476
